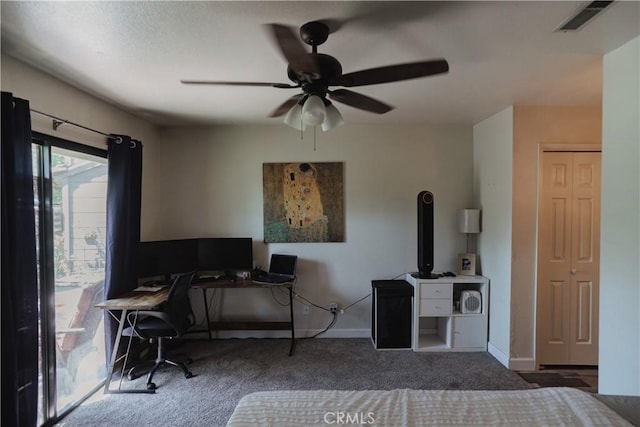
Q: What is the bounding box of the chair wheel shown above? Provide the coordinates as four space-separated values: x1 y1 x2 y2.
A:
185 371 193 379
147 382 157 390
127 373 137 381
185 358 193 364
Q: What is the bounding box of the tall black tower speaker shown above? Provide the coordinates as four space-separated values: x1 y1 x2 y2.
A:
417 191 437 279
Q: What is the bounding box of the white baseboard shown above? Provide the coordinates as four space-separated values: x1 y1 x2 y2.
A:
487 342 536 371
187 328 371 340
488 341 509 368
509 358 536 371
302 328 370 338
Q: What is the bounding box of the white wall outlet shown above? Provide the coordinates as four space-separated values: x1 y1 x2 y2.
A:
302 304 310 315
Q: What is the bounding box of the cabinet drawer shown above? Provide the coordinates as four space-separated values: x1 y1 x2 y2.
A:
420 283 451 299
420 299 452 316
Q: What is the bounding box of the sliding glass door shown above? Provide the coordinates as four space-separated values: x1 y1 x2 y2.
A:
33 134 108 424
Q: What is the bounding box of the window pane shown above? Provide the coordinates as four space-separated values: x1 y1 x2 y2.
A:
51 147 107 412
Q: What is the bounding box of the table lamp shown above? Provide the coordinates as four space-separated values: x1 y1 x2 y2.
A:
458 209 481 275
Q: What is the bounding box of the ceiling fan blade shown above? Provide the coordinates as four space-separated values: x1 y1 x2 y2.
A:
328 89 393 114
266 24 319 77
181 80 298 89
269 94 304 117
333 59 449 87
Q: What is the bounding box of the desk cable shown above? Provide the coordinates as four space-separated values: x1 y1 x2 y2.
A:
191 288 220 330
294 290 371 338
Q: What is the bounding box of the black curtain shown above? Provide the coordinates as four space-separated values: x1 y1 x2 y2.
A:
104 135 143 362
1 92 39 426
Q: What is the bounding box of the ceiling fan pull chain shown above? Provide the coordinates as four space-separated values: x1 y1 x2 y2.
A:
313 126 317 151
300 117 304 140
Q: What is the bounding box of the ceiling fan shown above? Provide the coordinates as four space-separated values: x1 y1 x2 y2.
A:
181 21 449 129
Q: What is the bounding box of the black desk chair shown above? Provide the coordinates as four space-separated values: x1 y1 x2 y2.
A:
123 271 196 390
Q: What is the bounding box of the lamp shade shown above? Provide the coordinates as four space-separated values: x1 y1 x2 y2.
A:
283 103 306 131
458 209 481 233
301 95 326 126
321 104 344 131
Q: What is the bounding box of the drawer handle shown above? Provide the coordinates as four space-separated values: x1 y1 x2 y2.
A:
434 305 441 309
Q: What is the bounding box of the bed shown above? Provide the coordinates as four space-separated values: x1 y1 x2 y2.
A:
226 387 633 426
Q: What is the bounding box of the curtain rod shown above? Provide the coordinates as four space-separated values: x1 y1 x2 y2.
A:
30 108 122 143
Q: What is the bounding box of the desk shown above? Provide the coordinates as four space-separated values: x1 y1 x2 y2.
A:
97 279 295 393
96 288 169 394
192 279 296 356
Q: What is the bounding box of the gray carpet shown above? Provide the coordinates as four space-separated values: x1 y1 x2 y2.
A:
58 338 531 427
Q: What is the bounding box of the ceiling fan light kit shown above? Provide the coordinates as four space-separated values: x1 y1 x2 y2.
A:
283 103 306 131
322 104 344 132
301 94 326 126
181 20 448 135
283 96 344 132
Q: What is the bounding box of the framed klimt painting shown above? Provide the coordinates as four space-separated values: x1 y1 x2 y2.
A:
263 162 344 243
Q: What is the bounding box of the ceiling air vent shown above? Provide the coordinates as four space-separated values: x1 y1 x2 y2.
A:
555 1 614 32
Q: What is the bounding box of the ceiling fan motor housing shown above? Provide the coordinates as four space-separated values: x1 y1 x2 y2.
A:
287 54 342 92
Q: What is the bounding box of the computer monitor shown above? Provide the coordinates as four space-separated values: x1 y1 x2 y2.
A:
197 238 253 272
138 239 198 278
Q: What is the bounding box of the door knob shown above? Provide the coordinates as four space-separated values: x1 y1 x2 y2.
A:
570 268 577 275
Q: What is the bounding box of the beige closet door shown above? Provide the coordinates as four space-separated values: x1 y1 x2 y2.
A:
537 151 601 366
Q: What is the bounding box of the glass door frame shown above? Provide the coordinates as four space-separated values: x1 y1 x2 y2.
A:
32 132 107 426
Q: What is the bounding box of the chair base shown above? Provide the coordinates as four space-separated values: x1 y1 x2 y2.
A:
145 358 193 390
127 355 192 380
127 337 194 389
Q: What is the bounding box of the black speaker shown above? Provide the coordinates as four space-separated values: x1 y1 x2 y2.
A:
417 191 438 279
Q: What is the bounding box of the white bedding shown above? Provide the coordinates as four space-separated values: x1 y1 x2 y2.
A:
226 387 632 426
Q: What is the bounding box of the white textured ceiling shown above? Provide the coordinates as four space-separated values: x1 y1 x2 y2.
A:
1 1 639 126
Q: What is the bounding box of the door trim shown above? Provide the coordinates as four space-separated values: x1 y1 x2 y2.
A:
32 132 107 425
534 145 602 369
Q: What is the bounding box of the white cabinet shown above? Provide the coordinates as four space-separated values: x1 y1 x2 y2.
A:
406 274 489 352
451 316 486 349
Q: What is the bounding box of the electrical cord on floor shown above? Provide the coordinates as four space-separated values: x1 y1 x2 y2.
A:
293 290 372 314
296 292 371 339
301 311 338 339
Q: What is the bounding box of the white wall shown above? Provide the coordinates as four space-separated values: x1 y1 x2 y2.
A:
473 107 514 367
599 36 640 396
1 54 163 238
1 53 477 337
157 124 474 334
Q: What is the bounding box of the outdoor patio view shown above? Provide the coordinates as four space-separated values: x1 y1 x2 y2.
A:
34 145 108 420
